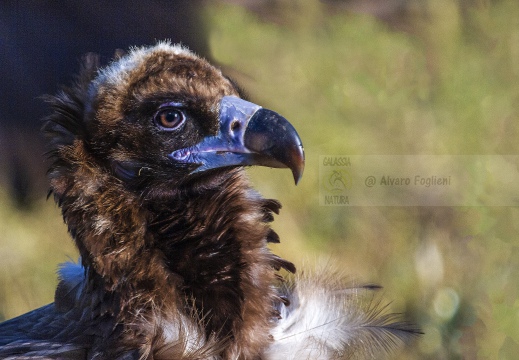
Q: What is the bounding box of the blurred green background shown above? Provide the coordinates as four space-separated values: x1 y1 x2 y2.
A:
2 1 519 359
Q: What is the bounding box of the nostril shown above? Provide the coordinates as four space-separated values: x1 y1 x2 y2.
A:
231 121 241 132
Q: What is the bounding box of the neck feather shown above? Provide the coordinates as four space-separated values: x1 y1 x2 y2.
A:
53 161 292 356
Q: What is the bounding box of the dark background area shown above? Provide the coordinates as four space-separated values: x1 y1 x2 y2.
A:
0 0 206 206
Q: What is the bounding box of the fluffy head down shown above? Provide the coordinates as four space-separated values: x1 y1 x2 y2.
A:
40 42 298 358
45 42 240 198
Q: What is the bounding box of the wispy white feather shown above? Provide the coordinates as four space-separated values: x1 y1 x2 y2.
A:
265 269 420 360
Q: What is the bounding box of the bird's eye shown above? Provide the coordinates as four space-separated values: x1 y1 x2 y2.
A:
154 108 186 131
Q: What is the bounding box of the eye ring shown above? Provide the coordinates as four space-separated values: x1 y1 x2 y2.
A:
154 107 186 131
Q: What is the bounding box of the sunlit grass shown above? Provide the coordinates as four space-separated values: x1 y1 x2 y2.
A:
0 190 75 321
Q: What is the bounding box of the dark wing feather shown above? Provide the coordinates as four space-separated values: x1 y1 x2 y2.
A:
0 304 87 359
0 263 118 359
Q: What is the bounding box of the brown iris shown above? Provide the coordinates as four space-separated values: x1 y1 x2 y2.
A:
154 108 185 130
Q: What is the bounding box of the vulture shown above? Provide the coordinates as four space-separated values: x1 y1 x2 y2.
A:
0 43 420 359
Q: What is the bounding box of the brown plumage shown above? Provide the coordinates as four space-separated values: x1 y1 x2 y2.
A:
0 43 420 359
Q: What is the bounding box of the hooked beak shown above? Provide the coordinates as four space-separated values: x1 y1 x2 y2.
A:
169 96 305 184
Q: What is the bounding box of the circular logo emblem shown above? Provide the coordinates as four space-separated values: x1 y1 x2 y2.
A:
322 169 352 192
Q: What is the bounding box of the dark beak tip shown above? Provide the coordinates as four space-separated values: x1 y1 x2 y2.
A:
291 146 305 185
245 108 305 185
294 171 303 185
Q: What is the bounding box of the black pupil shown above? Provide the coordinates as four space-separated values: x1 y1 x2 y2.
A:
159 109 182 128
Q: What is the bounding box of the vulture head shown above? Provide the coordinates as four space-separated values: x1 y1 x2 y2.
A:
0 43 419 359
